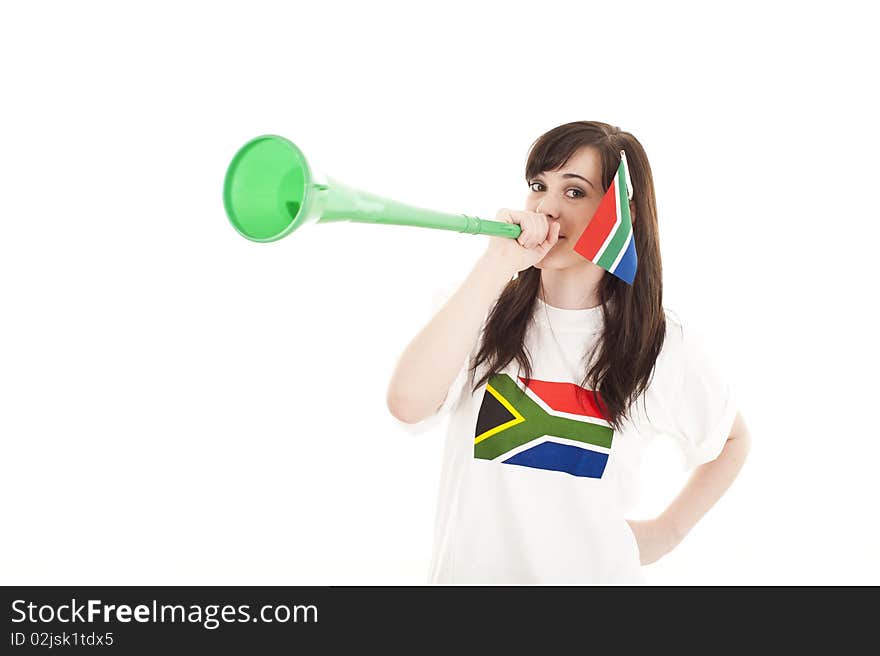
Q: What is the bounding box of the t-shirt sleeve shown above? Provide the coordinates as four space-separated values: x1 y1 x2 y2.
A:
642 312 739 471
391 286 479 437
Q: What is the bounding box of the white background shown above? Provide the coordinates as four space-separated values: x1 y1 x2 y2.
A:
2 0 877 585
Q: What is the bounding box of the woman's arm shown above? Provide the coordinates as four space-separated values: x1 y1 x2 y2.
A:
387 209 558 425
628 411 752 565
386 252 516 424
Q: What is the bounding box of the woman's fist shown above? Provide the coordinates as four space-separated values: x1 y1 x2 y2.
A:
485 209 561 273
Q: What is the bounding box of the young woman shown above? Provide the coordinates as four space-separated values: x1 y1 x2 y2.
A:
387 121 751 584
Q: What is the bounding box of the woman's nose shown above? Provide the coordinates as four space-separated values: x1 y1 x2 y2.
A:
536 198 560 220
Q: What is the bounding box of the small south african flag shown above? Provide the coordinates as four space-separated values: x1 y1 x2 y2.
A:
574 150 637 285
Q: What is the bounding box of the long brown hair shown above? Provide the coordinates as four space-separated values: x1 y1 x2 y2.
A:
469 121 666 431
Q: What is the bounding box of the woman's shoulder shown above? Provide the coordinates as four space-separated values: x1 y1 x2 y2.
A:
658 307 686 358
660 306 714 349
656 306 726 381
662 306 685 335
653 306 706 380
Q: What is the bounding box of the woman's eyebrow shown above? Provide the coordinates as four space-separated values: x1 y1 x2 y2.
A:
561 173 595 189
532 172 596 189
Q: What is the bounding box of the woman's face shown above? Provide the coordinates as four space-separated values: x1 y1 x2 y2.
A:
526 145 606 271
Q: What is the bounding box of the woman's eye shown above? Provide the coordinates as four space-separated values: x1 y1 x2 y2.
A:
528 182 585 199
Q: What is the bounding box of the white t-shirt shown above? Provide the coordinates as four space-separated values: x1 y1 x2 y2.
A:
396 295 738 584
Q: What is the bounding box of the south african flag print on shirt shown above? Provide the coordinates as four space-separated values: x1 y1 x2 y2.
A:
474 373 614 478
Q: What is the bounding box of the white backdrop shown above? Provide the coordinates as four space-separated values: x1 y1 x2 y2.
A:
2 0 877 585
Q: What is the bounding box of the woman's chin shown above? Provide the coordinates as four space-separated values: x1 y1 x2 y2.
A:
535 255 565 270
535 248 571 269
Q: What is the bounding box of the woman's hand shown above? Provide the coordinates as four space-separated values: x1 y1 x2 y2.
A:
625 518 684 566
485 208 561 273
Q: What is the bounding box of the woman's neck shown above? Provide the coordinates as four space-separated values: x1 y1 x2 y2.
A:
538 265 604 310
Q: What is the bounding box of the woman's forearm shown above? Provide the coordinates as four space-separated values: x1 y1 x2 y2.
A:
658 412 752 542
387 252 516 424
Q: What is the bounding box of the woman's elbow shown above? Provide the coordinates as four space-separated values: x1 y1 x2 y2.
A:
387 391 424 424
730 411 752 447
386 390 441 425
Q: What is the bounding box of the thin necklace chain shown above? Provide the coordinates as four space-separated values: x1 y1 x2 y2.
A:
540 296 583 383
